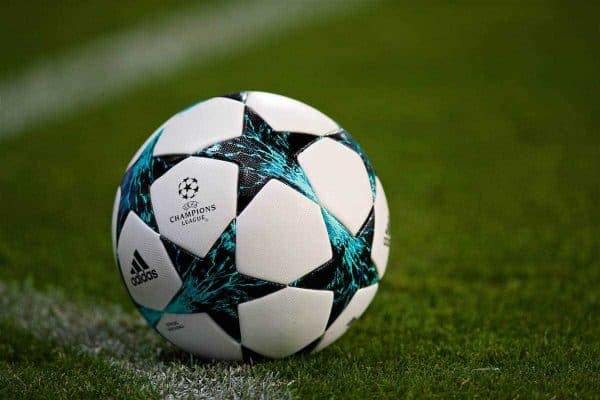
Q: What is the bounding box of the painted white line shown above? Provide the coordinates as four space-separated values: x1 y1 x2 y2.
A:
0 0 365 138
0 281 294 399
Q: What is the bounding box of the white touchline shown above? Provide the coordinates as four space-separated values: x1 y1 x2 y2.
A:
0 0 367 138
0 281 294 399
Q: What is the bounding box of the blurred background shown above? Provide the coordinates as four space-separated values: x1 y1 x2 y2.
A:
1 1 598 398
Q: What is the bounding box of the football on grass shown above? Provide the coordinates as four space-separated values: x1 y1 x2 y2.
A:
111 91 391 360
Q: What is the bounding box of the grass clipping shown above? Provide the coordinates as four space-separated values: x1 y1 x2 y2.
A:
0 281 294 399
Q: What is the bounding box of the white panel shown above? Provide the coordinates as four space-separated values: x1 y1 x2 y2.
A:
239 287 333 358
245 91 339 135
371 177 391 277
126 124 164 171
111 187 121 262
153 97 245 156
298 138 373 235
150 157 238 258
313 284 378 352
156 313 242 360
117 212 182 310
236 179 332 284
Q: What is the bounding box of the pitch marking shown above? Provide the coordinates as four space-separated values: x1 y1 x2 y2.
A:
0 0 366 138
0 281 294 399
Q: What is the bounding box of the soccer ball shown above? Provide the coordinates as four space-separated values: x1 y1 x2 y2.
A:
111 91 390 360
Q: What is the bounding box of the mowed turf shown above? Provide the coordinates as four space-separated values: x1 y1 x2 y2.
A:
1 1 599 398
0 0 198 77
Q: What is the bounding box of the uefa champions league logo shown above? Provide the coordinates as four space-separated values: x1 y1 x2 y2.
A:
178 177 199 200
169 176 216 225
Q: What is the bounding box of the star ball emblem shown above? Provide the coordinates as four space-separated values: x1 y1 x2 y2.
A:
178 177 199 199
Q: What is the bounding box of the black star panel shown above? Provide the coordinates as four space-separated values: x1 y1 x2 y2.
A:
196 107 319 213
157 221 284 341
291 208 378 326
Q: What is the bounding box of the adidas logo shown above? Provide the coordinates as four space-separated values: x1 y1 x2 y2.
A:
130 250 159 286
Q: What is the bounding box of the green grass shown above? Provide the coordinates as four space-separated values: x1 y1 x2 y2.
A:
0 323 156 400
0 281 293 399
1 1 599 398
0 0 197 77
